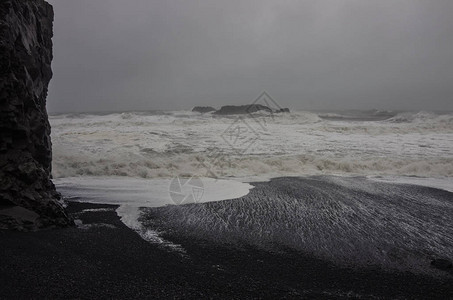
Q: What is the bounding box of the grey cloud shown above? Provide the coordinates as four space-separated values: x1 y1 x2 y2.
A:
47 0 453 112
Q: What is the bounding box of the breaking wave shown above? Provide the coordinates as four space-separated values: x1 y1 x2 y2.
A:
51 152 453 179
50 110 453 180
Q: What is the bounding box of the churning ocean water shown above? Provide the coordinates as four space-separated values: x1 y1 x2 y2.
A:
51 109 453 263
50 109 453 181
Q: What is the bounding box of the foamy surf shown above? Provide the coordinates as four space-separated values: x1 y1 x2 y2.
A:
54 176 253 251
51 110 453 256
50 110 453 179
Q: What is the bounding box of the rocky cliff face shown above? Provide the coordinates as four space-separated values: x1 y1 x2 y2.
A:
0 0 71 229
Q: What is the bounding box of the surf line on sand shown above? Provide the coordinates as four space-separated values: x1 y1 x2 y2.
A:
54 177 254 254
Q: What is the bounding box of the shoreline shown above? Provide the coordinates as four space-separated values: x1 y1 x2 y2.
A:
1 184 453 298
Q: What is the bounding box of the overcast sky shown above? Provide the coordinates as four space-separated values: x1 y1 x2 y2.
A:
46 0 453 113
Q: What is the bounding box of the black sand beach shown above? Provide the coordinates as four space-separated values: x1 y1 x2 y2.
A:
2 0 453 298
1 177 453 299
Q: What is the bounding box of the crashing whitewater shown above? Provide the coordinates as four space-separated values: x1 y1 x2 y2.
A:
51 110 453 275
50 110 453 180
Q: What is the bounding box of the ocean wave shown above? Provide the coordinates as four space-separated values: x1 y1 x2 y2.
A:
52 151 453 179
50 110 453 179
386 111 453 124
49 110 453 127
318 109 396 121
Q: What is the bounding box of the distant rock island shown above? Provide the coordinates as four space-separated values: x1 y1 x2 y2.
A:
192 106 216 113
192 104 290 115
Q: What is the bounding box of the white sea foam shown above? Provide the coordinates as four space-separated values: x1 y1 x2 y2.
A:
50 110 453 262
54 176 253 250
50 109 453 219
50 110 453 179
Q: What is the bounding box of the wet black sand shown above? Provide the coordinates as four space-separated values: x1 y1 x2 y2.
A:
1 199 452 299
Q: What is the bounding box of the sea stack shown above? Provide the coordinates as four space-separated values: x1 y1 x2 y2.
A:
213 104 272 115
192 106 216 113
0 0 72 229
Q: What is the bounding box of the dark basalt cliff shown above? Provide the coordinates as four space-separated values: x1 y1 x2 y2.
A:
0 0 71 229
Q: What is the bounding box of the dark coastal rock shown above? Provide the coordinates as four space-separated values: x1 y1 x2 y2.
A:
192 106 216 113
0 0 72 229
213 104 272 115
431 258 452 270
212 104 290 115
276 108 290 113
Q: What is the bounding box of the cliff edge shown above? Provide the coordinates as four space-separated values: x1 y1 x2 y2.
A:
0 0 72 229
